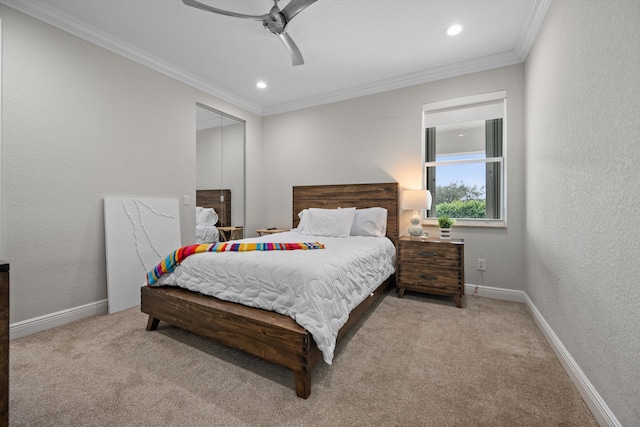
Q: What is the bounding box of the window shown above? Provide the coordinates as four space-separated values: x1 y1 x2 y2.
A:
422 91 506 227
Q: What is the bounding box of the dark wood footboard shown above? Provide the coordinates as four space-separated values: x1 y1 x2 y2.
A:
141 276 391 398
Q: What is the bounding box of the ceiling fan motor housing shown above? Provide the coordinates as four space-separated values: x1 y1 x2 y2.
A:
264 6 287 35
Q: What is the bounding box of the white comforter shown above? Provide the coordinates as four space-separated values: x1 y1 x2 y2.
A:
195 223 219 244
156 230 396 364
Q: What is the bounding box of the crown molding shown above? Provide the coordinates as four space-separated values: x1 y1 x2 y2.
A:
2 0 550 117
0 0 264 116
262 50 523 116
514 0 552 61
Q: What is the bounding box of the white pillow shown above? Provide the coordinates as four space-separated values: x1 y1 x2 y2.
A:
195 207 219 225
296 209 310 233
298 207 356 238
350 207 388 237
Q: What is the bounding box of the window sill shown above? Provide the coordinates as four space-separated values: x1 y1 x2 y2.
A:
423 219 507 229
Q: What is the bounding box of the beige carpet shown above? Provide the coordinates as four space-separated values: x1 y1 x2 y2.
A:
9 291 598 426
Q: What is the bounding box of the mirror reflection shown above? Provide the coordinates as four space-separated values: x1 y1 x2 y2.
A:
195 104 245 242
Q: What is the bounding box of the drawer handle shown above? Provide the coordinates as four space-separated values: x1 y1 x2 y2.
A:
419 274 437 280
418 251 437 257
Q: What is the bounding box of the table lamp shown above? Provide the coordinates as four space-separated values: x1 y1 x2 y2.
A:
402 189 432 238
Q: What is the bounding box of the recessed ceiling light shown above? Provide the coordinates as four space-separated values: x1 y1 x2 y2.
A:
256 81 267 89
446 24 464 36
458 133 464 137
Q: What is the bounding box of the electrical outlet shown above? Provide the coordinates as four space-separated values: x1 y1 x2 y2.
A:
477 259 486 271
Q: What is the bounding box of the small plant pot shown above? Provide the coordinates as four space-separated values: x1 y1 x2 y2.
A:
439 228 451 239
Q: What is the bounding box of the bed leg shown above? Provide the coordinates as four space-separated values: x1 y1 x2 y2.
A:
146 316 160 331
293 370 311 399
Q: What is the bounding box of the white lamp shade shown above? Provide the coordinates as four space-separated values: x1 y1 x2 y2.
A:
402 190 432 211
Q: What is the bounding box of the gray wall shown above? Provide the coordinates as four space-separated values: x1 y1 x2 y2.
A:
525 1 640 424
0 6 263 322
262 65 526 292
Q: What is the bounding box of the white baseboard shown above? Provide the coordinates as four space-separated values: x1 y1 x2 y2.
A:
9 299 108 340
464 283 525 302
466 283 620 426
523 293 621 427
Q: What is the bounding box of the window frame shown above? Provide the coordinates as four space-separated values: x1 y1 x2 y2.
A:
421 91 507 228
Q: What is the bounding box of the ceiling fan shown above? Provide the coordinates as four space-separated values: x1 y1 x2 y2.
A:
182 0 317 66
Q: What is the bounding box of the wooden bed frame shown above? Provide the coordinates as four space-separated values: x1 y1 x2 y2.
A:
141 182 398 398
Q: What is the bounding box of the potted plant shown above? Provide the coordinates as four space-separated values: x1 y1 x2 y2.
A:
438 216 455 239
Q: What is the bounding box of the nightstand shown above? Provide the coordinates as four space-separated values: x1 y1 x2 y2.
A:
0 261 8 424
396 237 465 308
256 228 288 236
218 226 243 241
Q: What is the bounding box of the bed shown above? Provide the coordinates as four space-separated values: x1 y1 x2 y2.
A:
195 189 231 243
141 182 398 398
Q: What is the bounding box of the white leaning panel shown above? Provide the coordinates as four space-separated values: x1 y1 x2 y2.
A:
104 198 181 314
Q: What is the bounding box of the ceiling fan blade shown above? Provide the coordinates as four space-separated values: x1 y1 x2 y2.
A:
183 0 313 67
277 32 305 66
182 0 268 23
281 0 317 22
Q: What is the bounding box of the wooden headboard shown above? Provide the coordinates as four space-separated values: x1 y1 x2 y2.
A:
292 182 399 243
196 189 231 227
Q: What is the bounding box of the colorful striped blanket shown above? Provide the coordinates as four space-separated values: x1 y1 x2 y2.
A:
146 241 325 286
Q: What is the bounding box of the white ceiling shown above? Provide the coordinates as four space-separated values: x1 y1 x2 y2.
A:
2 0 550 116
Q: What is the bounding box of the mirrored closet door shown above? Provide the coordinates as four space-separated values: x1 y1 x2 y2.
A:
195 104 245 240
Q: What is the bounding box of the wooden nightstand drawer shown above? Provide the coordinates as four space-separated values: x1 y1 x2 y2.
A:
398 242 461 270
398 266 461 290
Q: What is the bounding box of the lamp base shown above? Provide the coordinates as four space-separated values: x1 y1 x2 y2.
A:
408 211 423 238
